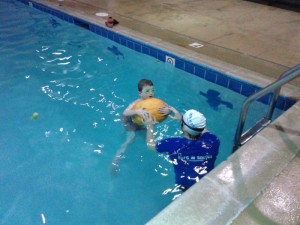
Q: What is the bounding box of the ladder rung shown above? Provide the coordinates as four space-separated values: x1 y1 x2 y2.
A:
240 118 271 145
232 64 300 153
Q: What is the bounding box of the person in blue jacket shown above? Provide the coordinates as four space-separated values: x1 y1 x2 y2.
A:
144 108 220 191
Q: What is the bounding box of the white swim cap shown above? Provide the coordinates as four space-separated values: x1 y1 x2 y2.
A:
182 109 206 136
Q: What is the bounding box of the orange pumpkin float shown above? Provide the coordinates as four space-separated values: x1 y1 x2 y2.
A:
132 98 167 125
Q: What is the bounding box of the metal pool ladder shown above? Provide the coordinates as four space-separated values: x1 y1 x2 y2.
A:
232 64 300 152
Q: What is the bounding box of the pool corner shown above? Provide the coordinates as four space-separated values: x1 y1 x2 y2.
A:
147 100 300 225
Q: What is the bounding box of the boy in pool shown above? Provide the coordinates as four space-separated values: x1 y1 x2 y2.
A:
122 79 170 130
111 79 172 175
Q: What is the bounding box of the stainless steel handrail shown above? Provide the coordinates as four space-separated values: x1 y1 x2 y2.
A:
232 64 300 152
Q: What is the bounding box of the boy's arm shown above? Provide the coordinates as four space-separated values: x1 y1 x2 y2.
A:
142 112 156 150
164 106 181 121
123 100 138 116
123 99 145 117
144 107 181 150
146 123 156 150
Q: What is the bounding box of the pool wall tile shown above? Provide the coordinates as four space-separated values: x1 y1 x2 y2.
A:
114 33 121 43
114 35 121 44
229 79 242 94
149 48 158 59
175 58 185 70
142 46 150 55
216 73 230 88
258 93 273 105
282 97 297 111
114 33 121 41
134 43 142 53
205 70 217 83
120 37 127 46
23 0 296 111
93 25 101 35
107 31 114 41
157 51 166 62
241 83 259 97
195 65 206 79
73 18 90 30
276 96 286 111
185 62 195 75
126 40 134 50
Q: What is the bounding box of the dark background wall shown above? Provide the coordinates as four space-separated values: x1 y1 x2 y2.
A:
247 0 300 11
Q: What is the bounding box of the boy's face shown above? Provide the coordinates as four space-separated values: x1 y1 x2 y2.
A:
139 85 155 99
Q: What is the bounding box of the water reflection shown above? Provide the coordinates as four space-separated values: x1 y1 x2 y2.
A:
107 45 124 59
49 18 61 28
200 89 233 110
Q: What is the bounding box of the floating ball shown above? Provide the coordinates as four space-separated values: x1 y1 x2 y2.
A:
131 98 167 125
31 112 39 120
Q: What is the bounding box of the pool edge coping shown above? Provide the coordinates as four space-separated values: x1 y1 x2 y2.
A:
146 101 300 225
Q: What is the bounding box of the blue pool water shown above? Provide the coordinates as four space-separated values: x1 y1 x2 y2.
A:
0 0 288 224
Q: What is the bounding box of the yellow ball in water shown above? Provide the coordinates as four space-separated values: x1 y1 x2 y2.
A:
31 112 39 120
131 98 167 125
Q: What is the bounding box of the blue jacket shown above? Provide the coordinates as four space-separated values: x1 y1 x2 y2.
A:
156 132 220 190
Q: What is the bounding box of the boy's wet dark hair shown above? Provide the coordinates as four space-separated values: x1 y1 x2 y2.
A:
138 79 153 92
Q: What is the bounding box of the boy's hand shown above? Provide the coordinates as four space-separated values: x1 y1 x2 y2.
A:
158 106 171 116
135 108 148 118
142 111 156 126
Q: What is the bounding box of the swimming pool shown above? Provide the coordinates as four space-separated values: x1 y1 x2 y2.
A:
0 0 296 224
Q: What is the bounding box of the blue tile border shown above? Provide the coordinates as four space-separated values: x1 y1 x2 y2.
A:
17 0 297 111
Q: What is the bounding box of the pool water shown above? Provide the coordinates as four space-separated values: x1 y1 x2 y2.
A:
0 1 285 224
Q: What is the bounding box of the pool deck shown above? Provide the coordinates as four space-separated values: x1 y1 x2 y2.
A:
34 0 300 224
